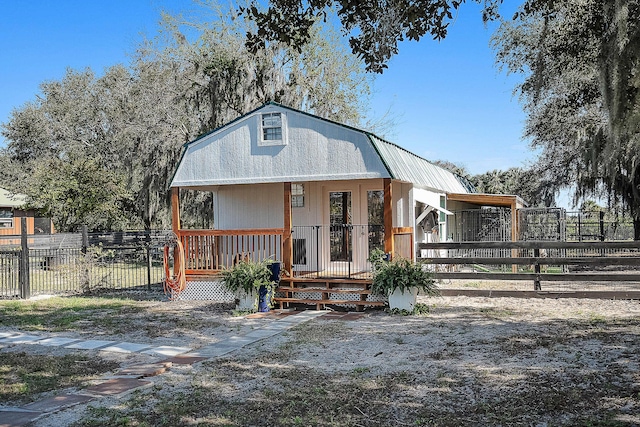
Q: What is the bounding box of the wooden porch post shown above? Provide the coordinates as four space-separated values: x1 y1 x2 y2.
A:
383 178 393 257
511 201 518 273
171 187 182 276
171 187 181 234
283 182 293 275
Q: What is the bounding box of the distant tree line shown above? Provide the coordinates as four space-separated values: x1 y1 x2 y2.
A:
432 160 554 207
0 4 371 232
3 0 639 240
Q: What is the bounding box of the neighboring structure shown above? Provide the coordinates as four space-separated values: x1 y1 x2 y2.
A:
169 102 482 306
0 188 53 236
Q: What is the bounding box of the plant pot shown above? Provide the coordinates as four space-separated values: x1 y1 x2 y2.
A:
388 287 419 311
236 289 257 311
258 285 273 312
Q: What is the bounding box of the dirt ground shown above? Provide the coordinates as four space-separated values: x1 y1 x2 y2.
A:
3 294 640 426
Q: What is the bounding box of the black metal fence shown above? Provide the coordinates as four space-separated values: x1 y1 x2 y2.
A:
291 225 384 278
0 219 170 299
452 207 635 243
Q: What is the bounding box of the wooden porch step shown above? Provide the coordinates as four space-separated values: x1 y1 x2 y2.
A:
273 297 385 310
280 278 370 289
276 287 372 295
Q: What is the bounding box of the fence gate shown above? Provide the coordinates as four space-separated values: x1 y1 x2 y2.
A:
518 208 566 241
0 248 20 298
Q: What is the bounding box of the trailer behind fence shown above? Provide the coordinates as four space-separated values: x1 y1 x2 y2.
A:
0 219 170 299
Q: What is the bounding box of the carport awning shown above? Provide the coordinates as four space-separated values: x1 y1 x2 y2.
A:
425 204 453 216
416 204 453 226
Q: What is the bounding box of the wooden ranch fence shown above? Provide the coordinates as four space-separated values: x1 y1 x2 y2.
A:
418 240 640 299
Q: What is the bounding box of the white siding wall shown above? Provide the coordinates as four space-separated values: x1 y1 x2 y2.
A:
214 183 284 229
391 181 413 228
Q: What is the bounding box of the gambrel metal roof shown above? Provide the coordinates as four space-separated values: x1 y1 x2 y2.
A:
171 103 472 194
368 135 471 193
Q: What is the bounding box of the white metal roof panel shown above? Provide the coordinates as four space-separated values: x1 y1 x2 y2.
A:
171 103 472 194
369 136 470 193
0 188 26 208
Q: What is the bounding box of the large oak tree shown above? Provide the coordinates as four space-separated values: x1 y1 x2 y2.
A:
241 0 502 73
492 0 640 238
0 4 371 231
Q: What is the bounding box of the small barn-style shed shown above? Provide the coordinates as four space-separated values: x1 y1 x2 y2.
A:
170 102 472 306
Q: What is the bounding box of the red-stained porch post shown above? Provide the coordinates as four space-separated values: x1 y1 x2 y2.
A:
171 187 181 276
283 182 293 275
171 187 181 234
383 178 393 258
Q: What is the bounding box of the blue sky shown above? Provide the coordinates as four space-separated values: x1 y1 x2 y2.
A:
0 0 530 176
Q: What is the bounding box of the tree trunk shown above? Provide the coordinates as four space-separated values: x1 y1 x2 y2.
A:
634 218 640 241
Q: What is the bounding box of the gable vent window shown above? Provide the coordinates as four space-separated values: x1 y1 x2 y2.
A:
259 112 287 146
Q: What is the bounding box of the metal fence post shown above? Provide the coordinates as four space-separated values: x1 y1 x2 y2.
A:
19 217 30 299
81 225 89 291
146 231 152 290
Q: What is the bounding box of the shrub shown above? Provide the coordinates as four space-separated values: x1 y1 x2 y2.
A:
370 256 439 297
220 258 275 294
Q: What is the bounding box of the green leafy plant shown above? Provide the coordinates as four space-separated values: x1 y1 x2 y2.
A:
387 303 432 316
220 258 276 294
368 248 388 271
370 256 439 297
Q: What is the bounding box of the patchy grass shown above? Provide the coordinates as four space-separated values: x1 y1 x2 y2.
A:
0 296 144 332
2 294 638 426
0 352 119 403
0 296 227 337
69 359 640 427
476 306 517 318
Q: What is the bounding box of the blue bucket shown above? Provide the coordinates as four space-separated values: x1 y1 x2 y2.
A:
268 262 281 282
258 285 272 312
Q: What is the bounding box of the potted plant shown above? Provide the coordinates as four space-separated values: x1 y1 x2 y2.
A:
369 253 439 311
220 258 277 311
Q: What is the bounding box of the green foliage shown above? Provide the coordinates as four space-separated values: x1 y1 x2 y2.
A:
367 248 388 269
471 167 556 207
241 0 503 73
32 157 133 231
387 302 432 316
220 258 275 294
0 3 371 232
434 161 556 207
370 256 439 297
493 0 640 236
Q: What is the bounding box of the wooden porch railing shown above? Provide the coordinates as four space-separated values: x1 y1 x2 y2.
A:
177 229 284 276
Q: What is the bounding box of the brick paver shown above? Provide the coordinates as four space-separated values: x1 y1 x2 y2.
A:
1 309 331 426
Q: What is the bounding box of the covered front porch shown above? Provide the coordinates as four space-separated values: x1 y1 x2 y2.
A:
171 180 412 310
170 179 413 281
